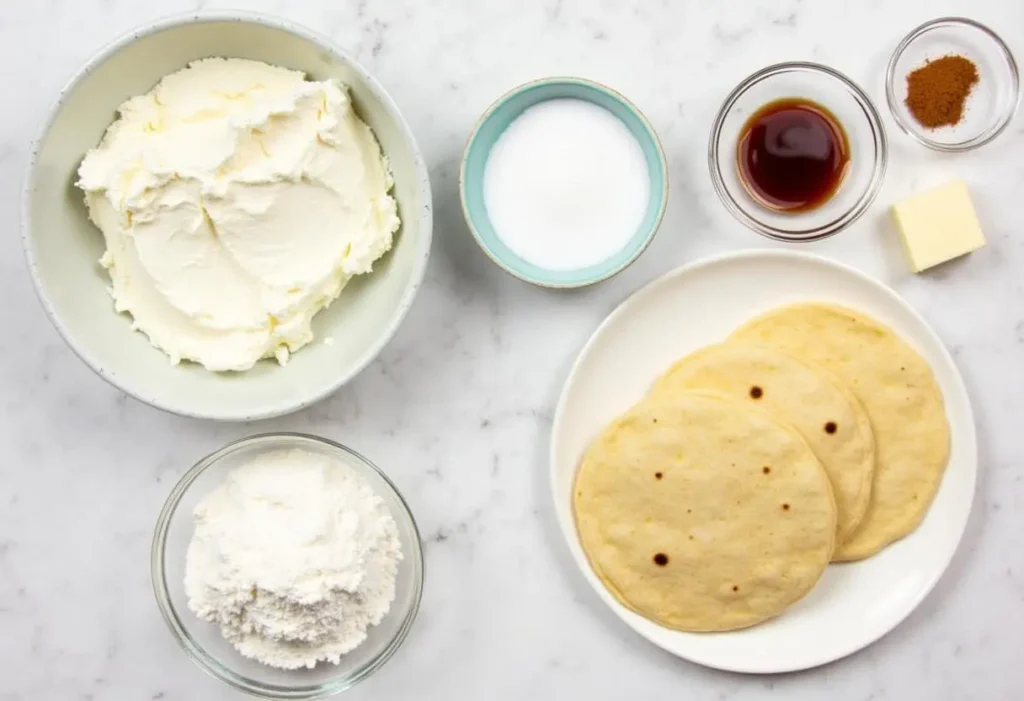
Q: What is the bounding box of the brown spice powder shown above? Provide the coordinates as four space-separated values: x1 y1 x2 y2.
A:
904 54 980 129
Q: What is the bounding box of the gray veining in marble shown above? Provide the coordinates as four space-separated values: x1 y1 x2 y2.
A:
2 1 1023 699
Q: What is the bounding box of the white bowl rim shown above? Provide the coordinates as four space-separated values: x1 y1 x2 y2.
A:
21 10 433 421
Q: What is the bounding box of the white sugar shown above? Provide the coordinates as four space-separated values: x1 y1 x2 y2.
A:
483 98 651 271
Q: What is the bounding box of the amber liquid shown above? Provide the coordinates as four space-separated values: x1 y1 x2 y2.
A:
736 98 850 213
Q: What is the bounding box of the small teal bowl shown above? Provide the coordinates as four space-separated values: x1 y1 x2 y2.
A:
460 77 668 288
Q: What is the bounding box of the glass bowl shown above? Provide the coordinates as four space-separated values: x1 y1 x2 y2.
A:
708 62 887 242
151 433 424 699
886 17 1019 152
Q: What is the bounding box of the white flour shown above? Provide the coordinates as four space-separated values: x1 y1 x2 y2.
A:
184 448 402 670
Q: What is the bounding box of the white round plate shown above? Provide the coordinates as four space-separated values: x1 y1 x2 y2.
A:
550 250 977 673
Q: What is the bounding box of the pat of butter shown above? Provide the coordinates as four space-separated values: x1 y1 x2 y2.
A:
891 181 986 272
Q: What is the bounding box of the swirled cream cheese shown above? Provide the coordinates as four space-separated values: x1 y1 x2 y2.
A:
76 58 400 372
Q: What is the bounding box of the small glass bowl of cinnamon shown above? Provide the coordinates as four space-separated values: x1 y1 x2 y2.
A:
886 17 1019 152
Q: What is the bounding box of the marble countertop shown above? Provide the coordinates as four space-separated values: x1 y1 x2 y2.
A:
3 1 1023 699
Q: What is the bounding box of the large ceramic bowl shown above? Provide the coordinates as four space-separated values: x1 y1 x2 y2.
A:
22 12 432 421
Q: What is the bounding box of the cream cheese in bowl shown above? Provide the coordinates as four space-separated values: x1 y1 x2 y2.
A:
24 13 432 420
77 58 400 371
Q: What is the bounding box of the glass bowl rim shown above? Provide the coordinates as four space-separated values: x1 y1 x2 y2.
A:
150 432 425 699
707 60 888 243
884 16 1020 153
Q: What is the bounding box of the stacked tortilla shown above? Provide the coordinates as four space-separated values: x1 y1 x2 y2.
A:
573 303 950 632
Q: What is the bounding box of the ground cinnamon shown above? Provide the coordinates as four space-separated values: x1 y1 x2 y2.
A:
904 54 979 129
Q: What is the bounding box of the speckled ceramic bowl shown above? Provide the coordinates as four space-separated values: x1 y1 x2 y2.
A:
22 12 432 421
460 77 668 288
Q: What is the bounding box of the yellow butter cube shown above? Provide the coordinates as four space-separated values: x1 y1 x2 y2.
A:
891 181 986 273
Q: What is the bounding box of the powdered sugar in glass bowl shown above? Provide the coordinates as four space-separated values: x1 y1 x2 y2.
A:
152 433 424 699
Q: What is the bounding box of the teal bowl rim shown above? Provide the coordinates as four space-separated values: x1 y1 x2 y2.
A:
459 77 669 289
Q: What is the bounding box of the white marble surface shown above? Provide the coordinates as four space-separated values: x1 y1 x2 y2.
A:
2 1 1023 699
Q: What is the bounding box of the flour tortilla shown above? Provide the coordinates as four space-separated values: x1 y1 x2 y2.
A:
648 341 875 546
574 391 836 632
732 303 950 561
